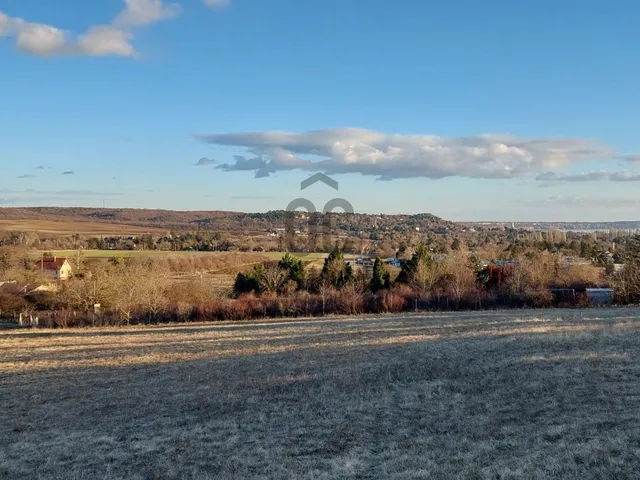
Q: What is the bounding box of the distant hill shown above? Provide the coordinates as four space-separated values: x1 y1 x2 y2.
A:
0 207 458 236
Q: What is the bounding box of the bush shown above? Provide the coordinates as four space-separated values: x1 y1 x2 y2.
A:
526 289 553 308
380 291 407 313
335 292 365 315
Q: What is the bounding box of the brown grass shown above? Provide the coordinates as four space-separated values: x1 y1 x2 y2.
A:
2 308 640 479
0 219 166 236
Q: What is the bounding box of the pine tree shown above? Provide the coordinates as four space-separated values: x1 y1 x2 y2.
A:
279 253 304 288
370 256 386 293
396 243 432 284
383 271 392 290
322 245 353 288
233 264 264 296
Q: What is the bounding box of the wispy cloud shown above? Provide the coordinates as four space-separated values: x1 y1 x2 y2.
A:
0 0 180 58
536 171 640 182
62 170 76 175
34 165 46 170
518 195 640 209
17 174 36 179
196 157 217 166
618 154 640 163
198 128 612 181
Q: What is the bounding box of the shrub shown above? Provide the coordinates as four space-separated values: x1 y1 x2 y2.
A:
380 291 406 313
0 293 27 317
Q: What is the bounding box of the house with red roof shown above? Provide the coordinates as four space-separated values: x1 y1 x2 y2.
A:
40 257 73 280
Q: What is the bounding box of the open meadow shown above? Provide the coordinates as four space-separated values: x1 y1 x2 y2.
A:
0 219 167 237
38 250 327 262
2 309 640 479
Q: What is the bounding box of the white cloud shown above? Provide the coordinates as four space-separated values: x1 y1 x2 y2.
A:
113 0 181 27
197 128 613 180
15 22 67 57
0 0 180 58
0 12 19 36
76 26 135 57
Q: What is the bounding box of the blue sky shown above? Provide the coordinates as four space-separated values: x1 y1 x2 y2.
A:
1 0 639 221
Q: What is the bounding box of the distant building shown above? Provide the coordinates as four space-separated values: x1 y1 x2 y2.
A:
385 258 401 267
40 257 73 280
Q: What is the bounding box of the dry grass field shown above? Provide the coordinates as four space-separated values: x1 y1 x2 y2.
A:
41 250 327 262
0 219 167 236
42 249 266 260
2 309 640 479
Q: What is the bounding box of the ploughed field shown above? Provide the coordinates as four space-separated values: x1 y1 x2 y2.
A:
2 309 640 479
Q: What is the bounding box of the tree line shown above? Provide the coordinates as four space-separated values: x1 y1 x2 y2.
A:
3 235 640 328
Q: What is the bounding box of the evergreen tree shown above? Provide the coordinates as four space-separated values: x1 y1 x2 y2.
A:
322 245 353 288
279 253 304 287
233 264 264 296
383 271 392 290
396 243 432 284
580 240 589 258
370 256 386 293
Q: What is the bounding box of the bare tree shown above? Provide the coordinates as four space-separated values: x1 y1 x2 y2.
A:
61 266 113 312
442 250 476 305
341 280 364 314
613 235 640 303
409 257 440 305
138 261 171 318
106 259 168 324
317 277 332 315
257 263 287 296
